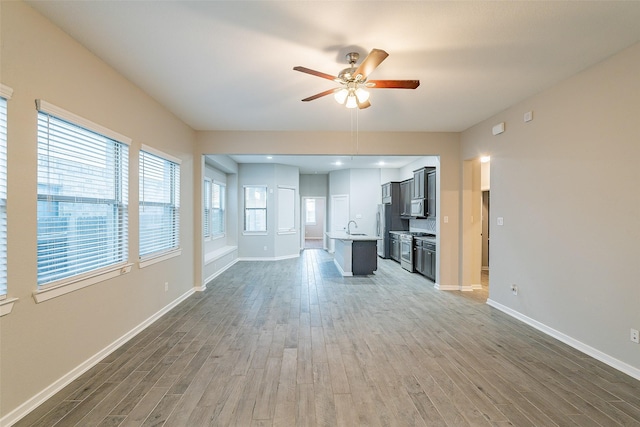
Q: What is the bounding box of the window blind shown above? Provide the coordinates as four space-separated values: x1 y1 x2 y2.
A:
203 178 211 238
0 96 8 296
212 181 225 235
139 149 180 258
36 110 129 286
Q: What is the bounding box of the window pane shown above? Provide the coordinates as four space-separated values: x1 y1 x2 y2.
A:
305 199 316 224
37 112 129 286
244 186 266 232
139 150 180 258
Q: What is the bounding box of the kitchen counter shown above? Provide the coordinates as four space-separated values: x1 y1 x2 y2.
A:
326 232 379 276
325 231 381 241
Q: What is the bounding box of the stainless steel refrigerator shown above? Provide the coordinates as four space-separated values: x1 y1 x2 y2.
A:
376 203 408 258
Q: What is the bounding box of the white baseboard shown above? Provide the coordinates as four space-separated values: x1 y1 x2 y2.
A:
487 298 640 381
1 288 195 427
238 253 300 262
199 258 239 291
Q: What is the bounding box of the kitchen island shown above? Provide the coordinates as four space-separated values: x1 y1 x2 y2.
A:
326 232 380 276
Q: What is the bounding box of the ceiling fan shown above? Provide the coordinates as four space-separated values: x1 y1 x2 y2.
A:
293 48 419 109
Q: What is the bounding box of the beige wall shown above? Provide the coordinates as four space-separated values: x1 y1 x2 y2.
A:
461 42 640 374
1 2 196 418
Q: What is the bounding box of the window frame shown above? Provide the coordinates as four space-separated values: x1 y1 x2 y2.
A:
243 185 268 234
203 178 212 239
0 84 12 309
33 99 132 303
211 180 226 238
138 145 181 268
305 198 317 226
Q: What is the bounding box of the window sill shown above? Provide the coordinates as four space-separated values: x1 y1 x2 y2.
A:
139 248 182 269
243 231 267 236
33 263 133 304
0 297 18 316
277 230 296 235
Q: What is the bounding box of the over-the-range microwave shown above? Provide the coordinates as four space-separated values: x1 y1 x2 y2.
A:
410 199 427 217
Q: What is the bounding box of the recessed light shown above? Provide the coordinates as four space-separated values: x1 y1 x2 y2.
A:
334 161 342 166
480 156 490 163
266 156 273 160
378 161 385 166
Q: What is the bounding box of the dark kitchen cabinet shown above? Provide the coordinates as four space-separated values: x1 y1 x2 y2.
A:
412 167 435 200
381 181 400 205
400 179 412 217
426 169 436 217
390 233 401 262
412 168 425 199
411 167 436 217
414 238 436 281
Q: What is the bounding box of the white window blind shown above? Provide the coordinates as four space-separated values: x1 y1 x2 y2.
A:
0 94 8 297
212 181 225 235
203 178 211 238
36 105 129 287
139 148 180 258
244 185 267 232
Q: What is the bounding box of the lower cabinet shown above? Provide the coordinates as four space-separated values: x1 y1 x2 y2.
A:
414 239 436 281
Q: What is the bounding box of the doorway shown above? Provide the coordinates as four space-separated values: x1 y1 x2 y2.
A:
481 190 490 288
302 197 326 249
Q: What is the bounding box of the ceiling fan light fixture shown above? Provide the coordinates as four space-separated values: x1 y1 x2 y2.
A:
345 93 358 109
355 87 370 103
334 88 349 104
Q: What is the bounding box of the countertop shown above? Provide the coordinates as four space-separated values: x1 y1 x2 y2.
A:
325 231 381 241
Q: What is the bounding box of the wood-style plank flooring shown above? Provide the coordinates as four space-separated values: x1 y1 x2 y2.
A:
16 250 640 426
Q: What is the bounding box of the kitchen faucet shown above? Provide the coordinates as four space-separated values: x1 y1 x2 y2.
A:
346 220 358 234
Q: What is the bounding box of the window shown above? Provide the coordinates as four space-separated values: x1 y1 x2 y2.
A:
139 147 180 259
244 185 267 232
305 198 316 225
0 86 10 298
212 181 225 236
203 178 211 238
36 101 129 287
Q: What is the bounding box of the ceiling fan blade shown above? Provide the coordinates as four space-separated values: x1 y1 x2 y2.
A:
368 79 420 89
357 99 371 109
354 49 389 80
293 66 337 81
301 88 337 102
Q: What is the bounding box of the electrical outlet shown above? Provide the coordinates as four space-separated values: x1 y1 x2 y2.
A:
511 284 518 295
631 329 639 344
164 282 169 292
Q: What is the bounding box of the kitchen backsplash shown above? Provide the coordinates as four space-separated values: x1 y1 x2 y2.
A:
410 217 437 234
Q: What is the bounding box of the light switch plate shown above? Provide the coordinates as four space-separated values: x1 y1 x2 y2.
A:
497 217 504 226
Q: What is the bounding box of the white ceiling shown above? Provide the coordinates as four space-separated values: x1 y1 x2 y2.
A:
224 154 426 175
25 1 640 174
27 1 640 134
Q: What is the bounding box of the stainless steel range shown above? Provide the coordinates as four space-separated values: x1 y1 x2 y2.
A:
399 233 414 271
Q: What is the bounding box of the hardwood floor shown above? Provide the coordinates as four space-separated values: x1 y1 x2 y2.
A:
16 250 640 426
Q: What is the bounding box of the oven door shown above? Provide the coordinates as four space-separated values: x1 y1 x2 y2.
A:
400 236 414 272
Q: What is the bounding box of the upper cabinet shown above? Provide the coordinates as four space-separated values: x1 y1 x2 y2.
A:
412 167 434 200
381 181 400 204
412 167 436 217
399 179 413 217
426 169 436 217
